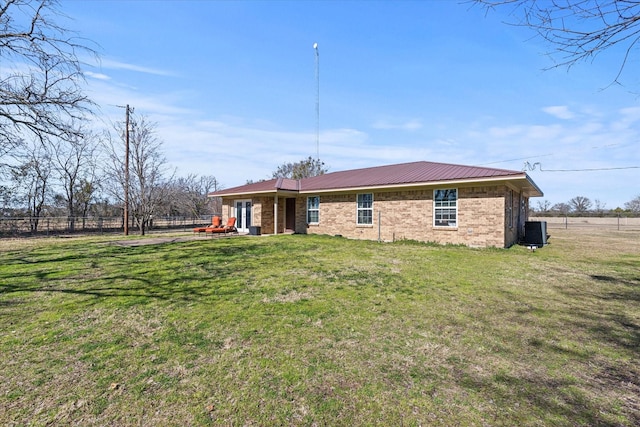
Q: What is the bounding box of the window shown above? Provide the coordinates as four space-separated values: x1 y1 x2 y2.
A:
434 189 457 227
357 193 373 225
507 190 514 229
307 196 320 224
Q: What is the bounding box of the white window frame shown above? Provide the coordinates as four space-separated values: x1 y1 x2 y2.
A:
357 193 373 225
433 189 457 227
307 196 320 224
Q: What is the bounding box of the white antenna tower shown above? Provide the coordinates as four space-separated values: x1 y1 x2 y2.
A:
314 42 319 161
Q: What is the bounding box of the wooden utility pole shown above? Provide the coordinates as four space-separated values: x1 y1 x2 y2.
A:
124 104 131 236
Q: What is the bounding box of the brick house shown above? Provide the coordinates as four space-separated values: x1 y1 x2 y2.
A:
209 161 543 247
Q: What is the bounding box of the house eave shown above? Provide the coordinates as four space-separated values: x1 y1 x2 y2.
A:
209 189 301 198
300 174 539 195
524 175 544 198
209 172 543 198
208 189 276 198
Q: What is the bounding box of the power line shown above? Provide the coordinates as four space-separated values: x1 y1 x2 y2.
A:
523 161 640 172
479 153 553 166
480 142 627 168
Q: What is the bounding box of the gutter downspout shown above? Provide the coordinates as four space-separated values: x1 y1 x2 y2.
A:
274 194 278 235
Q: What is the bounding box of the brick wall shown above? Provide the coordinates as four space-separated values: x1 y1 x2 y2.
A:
221 200 233 221
252 196 290 234
255 196 275 234
223 185 527 247
221 196 292 235
300 185 513 247
295 197 307 232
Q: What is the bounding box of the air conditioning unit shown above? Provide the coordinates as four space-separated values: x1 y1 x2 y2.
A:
525 221 547 246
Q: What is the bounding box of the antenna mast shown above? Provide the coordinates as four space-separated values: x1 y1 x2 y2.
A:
314 42 319 161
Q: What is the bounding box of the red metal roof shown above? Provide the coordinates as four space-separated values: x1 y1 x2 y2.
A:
210 161 541 197
300 161 524 191
211 177 299 196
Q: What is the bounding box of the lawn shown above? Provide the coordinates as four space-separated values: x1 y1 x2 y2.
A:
0 229 638 426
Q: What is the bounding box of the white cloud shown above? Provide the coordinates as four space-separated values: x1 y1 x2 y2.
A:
611 106 640 131
78 59 638 208
159 123 370 186
98 102 637 208
85 71 111 81
372 118 423 131
542 105 575 120
487 125 523 138
461 108 640 208
526 124 563 140
90 57 175 77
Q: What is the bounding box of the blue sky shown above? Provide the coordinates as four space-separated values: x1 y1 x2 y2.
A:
64 0 639 209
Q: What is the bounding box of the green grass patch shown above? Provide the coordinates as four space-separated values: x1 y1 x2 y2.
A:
0 230 638 426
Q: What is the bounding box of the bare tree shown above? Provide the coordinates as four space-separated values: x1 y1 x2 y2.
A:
569 195 592 213
105 114 173 235
52 130 100 230
473 1 640 84
552 202 571 215
624 194 640 214
168 174 221 217
0 183 12 214
535 199 551 213
0 0 96 158
10 140 52 231
129 117 174 235
272 156 328 180
75 178 98 222
103 135 127 224
593 198 607 216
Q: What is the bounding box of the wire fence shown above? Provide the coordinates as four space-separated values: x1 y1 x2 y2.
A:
2 215 638 237
530 216 640 231
0 216 215 237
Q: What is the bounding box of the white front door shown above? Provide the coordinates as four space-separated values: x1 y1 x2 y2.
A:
234 200 252 233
